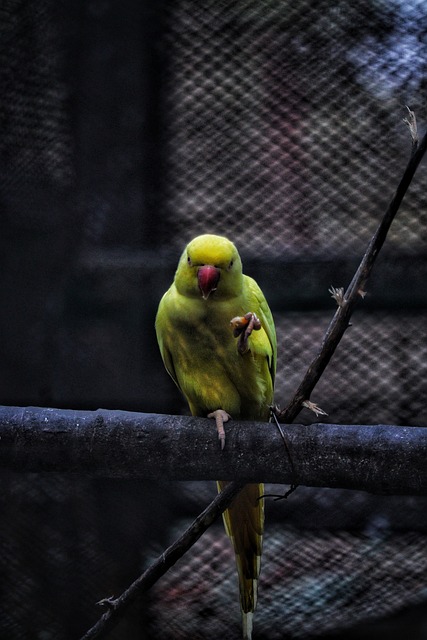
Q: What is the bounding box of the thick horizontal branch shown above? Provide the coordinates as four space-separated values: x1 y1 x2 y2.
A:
0 405 426 495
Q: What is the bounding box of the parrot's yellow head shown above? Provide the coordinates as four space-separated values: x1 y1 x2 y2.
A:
175 234 243 300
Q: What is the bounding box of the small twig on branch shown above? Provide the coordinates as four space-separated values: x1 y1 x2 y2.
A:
279 118 427 424
403 105 418 151
79 480 245 640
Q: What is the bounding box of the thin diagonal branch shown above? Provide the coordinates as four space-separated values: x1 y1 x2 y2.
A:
79 480 245 640
279 122 427 424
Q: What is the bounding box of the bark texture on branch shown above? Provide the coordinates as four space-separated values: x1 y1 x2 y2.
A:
0 405 426 495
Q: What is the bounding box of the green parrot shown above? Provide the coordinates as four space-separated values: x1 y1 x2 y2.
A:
155 234 276 639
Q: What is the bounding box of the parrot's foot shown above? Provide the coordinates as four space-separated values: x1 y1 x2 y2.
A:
230 312 261 354
207 409 231 450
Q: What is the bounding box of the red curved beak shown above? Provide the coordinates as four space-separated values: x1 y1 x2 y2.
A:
197 265 220 299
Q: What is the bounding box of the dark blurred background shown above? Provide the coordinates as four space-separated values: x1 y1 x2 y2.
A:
1 0 427 638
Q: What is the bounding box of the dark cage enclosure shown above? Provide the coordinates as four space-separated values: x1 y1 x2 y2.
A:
1 0 427 639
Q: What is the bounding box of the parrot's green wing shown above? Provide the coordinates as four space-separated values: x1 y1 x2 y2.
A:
155 289 180 390
243 274 277 384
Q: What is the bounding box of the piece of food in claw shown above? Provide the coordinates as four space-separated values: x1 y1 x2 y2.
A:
230 312 261 337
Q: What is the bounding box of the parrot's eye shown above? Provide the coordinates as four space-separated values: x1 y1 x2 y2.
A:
228 259 234 270
187 255 192 266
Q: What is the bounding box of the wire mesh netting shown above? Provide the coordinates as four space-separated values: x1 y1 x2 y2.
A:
159 0 427 257
276 311 427 426
148 516 427 639
146 485 427 639
1 0 427 639
0 1 74 192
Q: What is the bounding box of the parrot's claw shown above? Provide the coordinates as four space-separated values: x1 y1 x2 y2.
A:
208 409 231 450
230 312 262 354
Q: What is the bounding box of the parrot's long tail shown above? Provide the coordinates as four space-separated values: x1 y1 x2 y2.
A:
217 481 264 640
243 611 254 640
